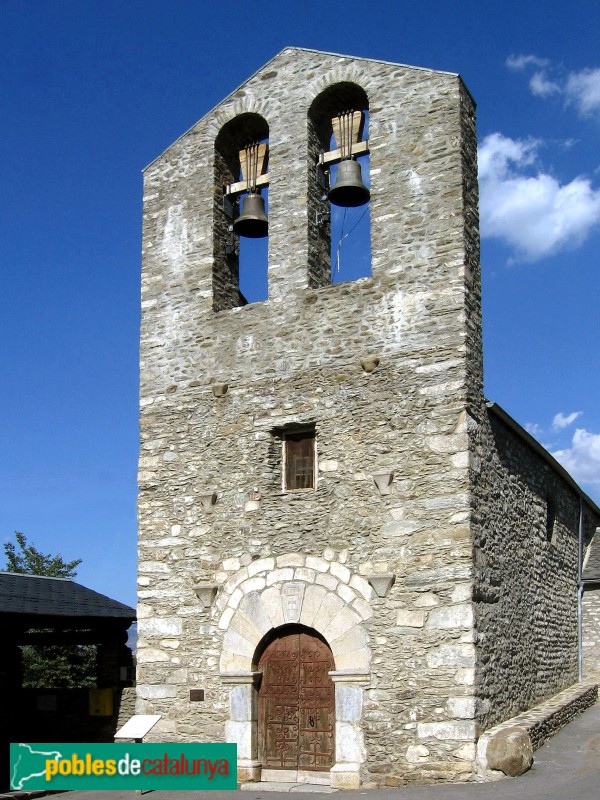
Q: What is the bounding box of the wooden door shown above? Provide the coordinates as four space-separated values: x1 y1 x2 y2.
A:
258 629 335 772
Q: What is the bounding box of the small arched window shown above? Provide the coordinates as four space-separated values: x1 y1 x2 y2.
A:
308 83 372 287
213 114 269 311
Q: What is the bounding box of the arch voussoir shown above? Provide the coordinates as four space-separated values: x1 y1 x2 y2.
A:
217 551 372 675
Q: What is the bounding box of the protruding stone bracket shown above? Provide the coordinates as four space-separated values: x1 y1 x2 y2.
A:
199 492 217 511
244 491 261 513
367 573 395 597
211 382 229 397
194 583 219 608
360 355 380 373
372 470 394 495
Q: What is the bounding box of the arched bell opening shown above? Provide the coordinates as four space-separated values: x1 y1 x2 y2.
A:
308 82 372 286
253 624 336 780
214 113 269 310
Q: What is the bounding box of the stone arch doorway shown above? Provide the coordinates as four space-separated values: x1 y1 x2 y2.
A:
255 625 335 781
218 555 372 788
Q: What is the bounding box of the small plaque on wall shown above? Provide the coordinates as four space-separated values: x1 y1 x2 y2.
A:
190 689 205 702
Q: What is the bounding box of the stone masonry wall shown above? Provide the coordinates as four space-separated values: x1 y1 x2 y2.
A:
582 586 600 682
470 407 586 732
137 49 482 786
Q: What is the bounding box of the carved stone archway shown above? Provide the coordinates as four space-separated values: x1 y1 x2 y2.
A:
216 553 372 788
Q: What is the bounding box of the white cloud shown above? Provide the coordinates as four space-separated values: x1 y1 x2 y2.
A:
566 67 600 117
552 411 582 430
552 428 600 488
530 71 561 98
506 54 549 71
525 422 542 436
478 133 600 261
507 56 600 119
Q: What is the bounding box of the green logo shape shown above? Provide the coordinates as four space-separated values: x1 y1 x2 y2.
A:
10 742 237 790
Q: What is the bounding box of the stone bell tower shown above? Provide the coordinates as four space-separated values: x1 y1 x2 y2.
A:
137 48 483 788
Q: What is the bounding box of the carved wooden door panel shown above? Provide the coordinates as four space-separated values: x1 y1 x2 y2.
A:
258 630 335 772
298 632 335 770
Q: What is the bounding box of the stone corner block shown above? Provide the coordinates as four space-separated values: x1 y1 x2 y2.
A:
417 720 475 741
447 696 476 719
426 603 474 630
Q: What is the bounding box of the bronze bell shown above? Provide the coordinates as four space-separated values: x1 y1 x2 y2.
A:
233 192 268 238
328 159 370 208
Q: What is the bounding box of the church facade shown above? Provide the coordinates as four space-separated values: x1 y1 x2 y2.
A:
136 49 600 787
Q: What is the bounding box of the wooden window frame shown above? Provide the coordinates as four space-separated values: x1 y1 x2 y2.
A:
282 428 317 492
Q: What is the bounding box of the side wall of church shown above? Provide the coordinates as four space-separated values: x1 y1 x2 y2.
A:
470 407 598 732
137 49 482 786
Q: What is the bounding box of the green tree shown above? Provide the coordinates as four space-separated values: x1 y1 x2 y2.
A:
4 531 81 577
3 532 96 689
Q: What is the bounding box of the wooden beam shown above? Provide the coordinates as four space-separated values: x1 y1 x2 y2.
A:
320 140 369 165
225 172 269 196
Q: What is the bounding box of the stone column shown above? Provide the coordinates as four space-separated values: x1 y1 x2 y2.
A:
222 672 262 782
329 671 369 790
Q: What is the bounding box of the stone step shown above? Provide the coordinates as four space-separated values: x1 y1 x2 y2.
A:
240 782 338 792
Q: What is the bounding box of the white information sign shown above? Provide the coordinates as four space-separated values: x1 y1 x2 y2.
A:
115 714 161 741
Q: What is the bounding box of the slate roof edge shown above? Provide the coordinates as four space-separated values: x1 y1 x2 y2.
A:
0 572 136 618
486 402 600 518
582 532 600 582
142 46 464 173
0 570 72 581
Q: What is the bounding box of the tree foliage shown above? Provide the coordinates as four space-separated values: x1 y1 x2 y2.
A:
19 642 97 689
4 531 81 577
3 532 95 689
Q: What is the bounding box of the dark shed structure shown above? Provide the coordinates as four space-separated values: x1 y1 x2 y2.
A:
1 572 136 789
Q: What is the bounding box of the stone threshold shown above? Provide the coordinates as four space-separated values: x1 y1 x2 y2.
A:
241 782 338 792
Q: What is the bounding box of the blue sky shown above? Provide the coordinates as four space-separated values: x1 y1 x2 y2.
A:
2 1 599 607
